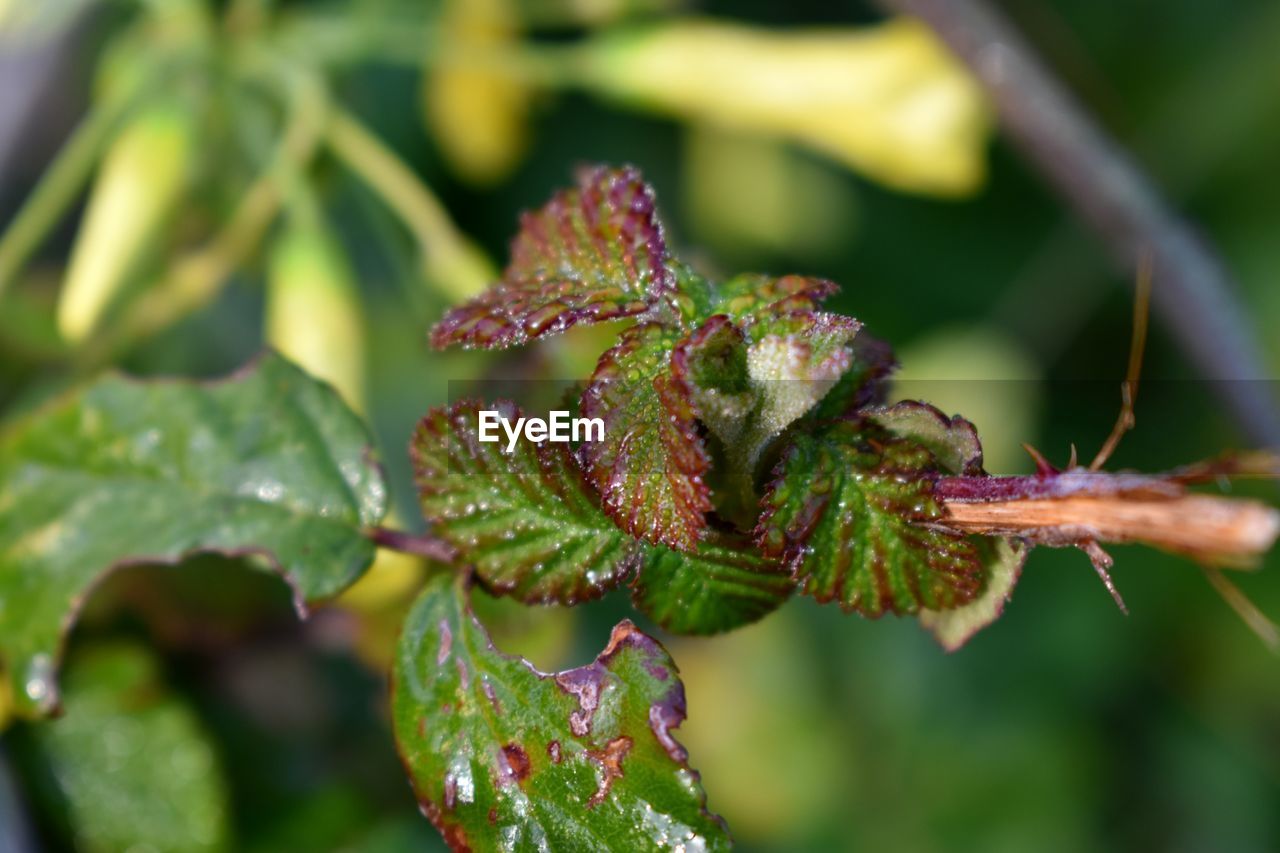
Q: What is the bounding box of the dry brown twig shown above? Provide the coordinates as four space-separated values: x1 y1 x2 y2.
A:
930 255 1280 647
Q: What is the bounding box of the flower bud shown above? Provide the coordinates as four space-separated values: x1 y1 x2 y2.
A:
425 0 531 185
57 102 194 342
265 214 366 409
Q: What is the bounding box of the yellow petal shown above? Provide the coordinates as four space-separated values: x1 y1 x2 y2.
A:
584 18 991 196
57 103 194 342
265 215 366 409
425 0 531 185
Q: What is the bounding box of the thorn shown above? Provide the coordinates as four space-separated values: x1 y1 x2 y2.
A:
1080 540 1128 614
1023 443 1058 477
1067 443 1079 470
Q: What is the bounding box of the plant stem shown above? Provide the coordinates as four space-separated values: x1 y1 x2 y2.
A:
367 527 456 562
326 107 495 302
934 469 1280 566
0 100 125 299
879 0 1280 447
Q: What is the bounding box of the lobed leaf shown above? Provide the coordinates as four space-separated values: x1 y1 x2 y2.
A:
580 323 712 551
431 165 673 350
0 352 387 718
756 420 983 617
392 572 730 851
411 399 640 604
631 532 794 635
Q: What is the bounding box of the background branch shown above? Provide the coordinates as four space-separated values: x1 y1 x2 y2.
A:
880 0 1280 447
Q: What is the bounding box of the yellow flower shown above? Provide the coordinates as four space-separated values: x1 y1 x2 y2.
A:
265 213 366 409
58 102 195 342
581 18 991 196
425 0 531 185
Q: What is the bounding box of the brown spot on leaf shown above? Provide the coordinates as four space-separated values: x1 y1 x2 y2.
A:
501 742 531 783
586 736 633 807
420 801 472 852
601 620 642 657
547 740 562 764
488 807 498 825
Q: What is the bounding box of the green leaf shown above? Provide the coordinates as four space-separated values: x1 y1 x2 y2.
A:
714 273 839 321
393 572 730 851
756 419 983 617
806 332 897 421
411 399 640 604
868 400 984 475
25 643 230 852
0 352 387 717
631 532 794 635
864 401 1028 648
919 537 1027 651
740 310 861 438
581 323 712 551
670 315 753 446
431 165 673 350
670 309 859 523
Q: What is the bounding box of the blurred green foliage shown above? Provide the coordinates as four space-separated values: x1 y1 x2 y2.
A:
1 0 1279 850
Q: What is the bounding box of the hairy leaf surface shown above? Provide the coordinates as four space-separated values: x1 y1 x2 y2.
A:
0 352 387 717
807 332 897 420
868 400 984 476
393 572 730 851
431 165 672 349
756 420 983 616
714 273 839 321
631 532 794 635
412 400 639 604
580 323 712 551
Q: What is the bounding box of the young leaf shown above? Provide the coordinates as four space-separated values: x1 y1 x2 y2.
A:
868 400 984 476
411 399 640 604
431 165 673 350
669 314 753 448
919 537 1027 651
393 572 730 852
714 272 840 321
631 532 794 635
743 310 861 438
806 332 897 420
23 644 230 852
756 420 983 616
0 352 387 717
866 401 1028 648
580 323 712 551
672 309 860 520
